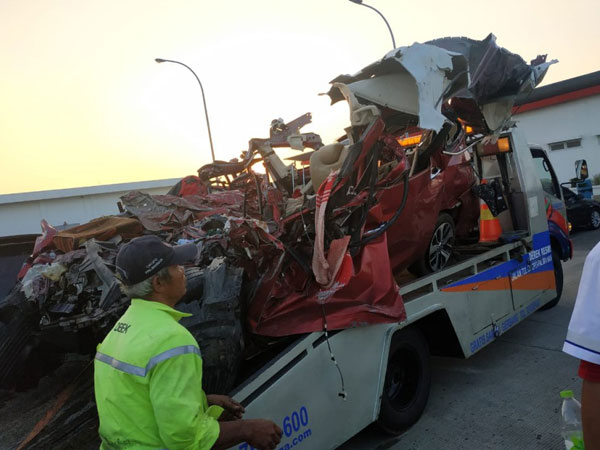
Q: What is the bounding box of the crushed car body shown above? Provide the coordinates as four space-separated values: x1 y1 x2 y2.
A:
0 34 555 397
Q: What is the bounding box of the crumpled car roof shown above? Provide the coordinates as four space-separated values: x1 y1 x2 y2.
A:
326 33 556 133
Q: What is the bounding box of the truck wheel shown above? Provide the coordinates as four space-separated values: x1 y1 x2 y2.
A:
409 213 455 277
377 327 431 435
539 249 563 311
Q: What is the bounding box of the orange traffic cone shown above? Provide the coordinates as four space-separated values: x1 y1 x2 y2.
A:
479 180 502 243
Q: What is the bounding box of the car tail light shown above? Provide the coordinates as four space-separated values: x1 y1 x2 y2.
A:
397 135 422 147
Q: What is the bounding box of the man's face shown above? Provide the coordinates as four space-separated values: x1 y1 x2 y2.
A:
163 265 187 304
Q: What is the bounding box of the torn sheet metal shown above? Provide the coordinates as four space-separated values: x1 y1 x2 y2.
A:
120 190 249 232
426 34 557 132
426 34 556 102
328 34 556 134
327 43 468 132
246 232 405 336
53 216 143 253
31 220 58 260
13 236 130 343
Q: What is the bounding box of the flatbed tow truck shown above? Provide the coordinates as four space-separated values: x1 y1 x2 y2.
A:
0 36 573 450
226 125 571 450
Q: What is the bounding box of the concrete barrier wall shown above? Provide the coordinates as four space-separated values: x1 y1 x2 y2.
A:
0 179 179 237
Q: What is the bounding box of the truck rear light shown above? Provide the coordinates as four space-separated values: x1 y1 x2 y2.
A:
497 137 510 152
479 137 512 156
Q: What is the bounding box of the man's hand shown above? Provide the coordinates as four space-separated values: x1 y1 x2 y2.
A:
245 419 283 450
213 418 282 450
207 394 245 421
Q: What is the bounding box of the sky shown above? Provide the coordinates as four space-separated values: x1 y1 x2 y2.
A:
1 0 599 195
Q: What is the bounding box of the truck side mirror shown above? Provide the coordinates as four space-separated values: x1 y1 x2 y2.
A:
575 159 588 180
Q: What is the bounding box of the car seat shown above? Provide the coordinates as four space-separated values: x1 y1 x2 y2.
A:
309 142 349 190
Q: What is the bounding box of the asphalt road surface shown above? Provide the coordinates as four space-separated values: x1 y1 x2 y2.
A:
339 228 600 450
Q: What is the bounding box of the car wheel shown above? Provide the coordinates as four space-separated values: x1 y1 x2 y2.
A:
377 327 431 435
409 213 455 277
539 249 563 311
590 209 600 230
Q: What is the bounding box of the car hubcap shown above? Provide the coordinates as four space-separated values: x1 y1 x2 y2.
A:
592 211 600 228
429 222 453 271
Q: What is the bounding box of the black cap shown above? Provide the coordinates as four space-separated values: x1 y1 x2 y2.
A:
115 235 197 285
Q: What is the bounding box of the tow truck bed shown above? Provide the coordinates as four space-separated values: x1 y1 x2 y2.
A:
228 236 556 449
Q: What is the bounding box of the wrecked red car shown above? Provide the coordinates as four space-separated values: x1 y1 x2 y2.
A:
0 34 554 408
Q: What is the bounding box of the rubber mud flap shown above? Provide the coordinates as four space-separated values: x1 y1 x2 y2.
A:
539 249 563 311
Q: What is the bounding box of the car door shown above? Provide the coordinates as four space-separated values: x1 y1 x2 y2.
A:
529 148 568 230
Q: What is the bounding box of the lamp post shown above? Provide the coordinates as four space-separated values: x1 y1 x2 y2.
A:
348 0 396 49
155 58 216 163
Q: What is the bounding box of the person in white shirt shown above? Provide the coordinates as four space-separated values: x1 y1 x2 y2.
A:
563 241 600 450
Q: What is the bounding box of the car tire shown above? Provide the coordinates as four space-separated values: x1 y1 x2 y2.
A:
377 327 431 435
409 213 455 277
178 264 244 395
539 249 563 311
179 267 204 304
590 209 600 230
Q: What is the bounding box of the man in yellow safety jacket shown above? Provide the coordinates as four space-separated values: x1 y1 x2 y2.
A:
94 235 282 450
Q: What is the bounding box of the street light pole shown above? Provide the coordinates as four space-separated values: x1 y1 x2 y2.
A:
348 0 396 49
155 58 216 163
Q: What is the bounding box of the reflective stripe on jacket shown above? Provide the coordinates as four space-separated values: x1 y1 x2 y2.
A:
94 299 222 450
